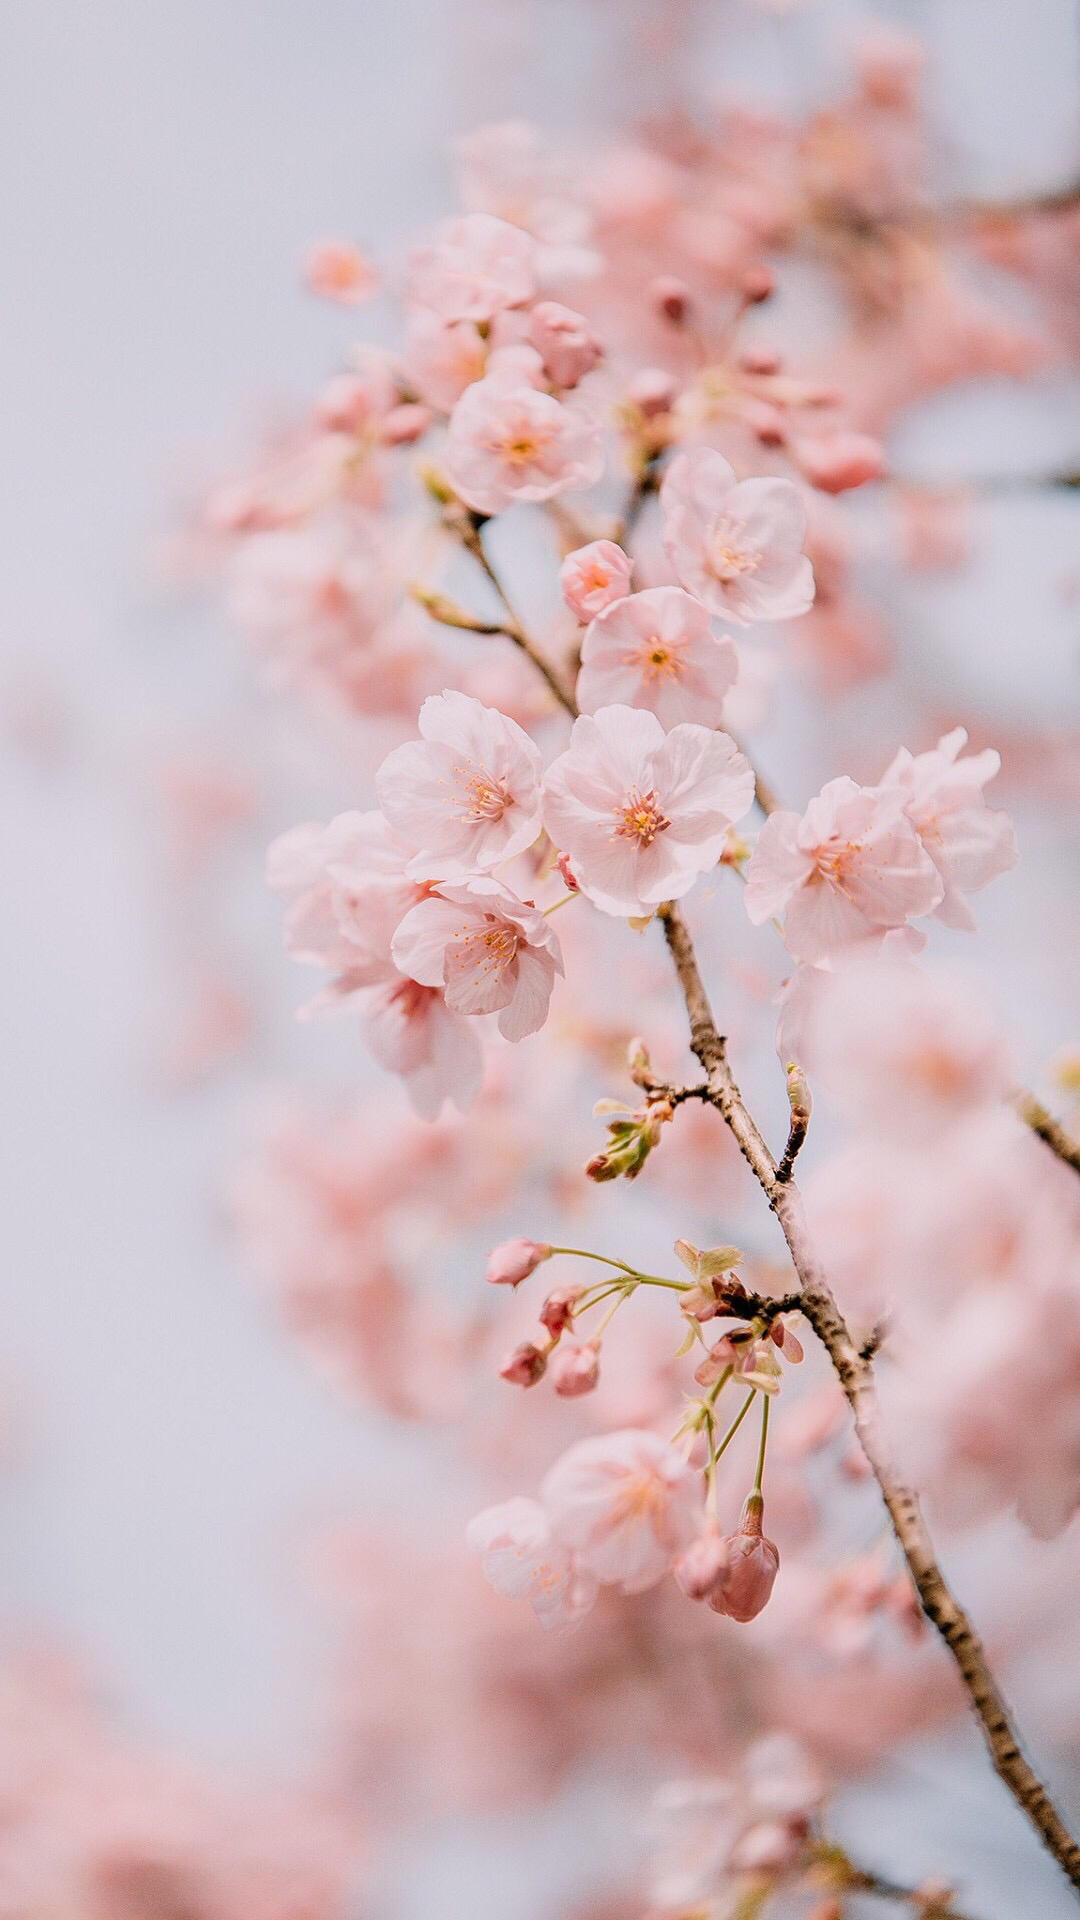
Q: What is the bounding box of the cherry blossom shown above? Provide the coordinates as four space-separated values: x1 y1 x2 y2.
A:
744 776 944 962
406 212 536 321
541 705 754 916
306 237 378 303
403 309 488 412
376 689 543 878
576 586 739 729
443 365 605 514
541 1429 702 1593
267 809 420 1010
365 974 483 1121
660 448 815 624
880 727 1019 929
391 877 564 1040
526 300 603 388
467 1497 599 1632
560 540 633 620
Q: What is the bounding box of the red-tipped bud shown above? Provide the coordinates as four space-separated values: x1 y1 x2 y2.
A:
539 1284 584 1336
741 263 775 304
499 1341 549 1388
739 345 783 376
649 275 692 324
792 431 885 495
628 367 679 419
674 1528 730 1601
485 1238 552 1288
380 402 433 445
527 301 603 389
708 1493 780 1622
556 851 580 892
550 1343 600 1397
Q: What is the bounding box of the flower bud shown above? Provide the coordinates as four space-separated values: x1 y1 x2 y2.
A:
380 402 433 445
550 1343 600 1397
728 1817 807 1876
560 540 632 620
674 1528 730 1601
741 263 774 304
627 367 679 419
649 275 692 324
499 1341 549 1387
708 1493 780 1622
528 301 603 389
485 1238 552 1287
556 850 580 892
739 345 783 376
791 432 885 495
539 1284 584 1336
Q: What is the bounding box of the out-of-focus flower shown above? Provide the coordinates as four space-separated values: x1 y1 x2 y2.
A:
542 704 753 916
527 300 603 388
879 727 1018 930
542 1428 701 1592
407 212 536 321
306 237 379 303
468 1497 599 1631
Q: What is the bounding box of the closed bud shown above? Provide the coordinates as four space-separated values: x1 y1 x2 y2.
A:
539 1284 584 1336
708 1493 780 1622
550 1343 600 1396
628 366 679 419
485 1238 552 1287
741 263 775 304
380 401 433 445
498 1341 549 1388
649 274 692 324
791 431 885 495
556 850 580 892
528 300 603 389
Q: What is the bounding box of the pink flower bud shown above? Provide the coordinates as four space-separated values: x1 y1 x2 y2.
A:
499 1341 549 1387
380 402 433 445
739 345 783 376
728 1818 807 1876
556 850 580 891
550 1343 600 1396
628 367 679 419
649 275 692 324
527 301 603 389
485 1238 552 1288
792 432 885 495
560 540 633 620
741 263 775 304
674 1528 730 1601
708 1494 780 1622
539 1284 585 1336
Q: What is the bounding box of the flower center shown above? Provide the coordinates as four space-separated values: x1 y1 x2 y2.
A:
453 917 519 979
707 516 761 584
614 786 671 847
452 762 513 823
817 838 864 890
633 636 686 682
494 416 558 469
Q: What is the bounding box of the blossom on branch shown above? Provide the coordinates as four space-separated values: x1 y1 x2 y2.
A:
376 689 543 878
660 447 815 624
576 585 739 729
391 877 564 1041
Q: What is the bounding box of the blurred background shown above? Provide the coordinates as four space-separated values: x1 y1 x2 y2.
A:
1 2 1079 1916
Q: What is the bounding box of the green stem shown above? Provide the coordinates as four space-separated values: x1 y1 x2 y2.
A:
754 1391 770 1493
713 1389 757 1466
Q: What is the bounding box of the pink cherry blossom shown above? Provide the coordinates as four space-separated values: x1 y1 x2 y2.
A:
467 1497 599 1632
391 878 564 1041
560 540 633 620
549 1344 600 1396
376 689 543 878
443 366 605 515
660 448 814 624
541 1428 702 1593
576 587 739 729
744 777 943 962
406 212 536 322
879 727 1018 930
365 974 483 1121
267 808 420 1009
403 309 488 412
306 238 378 304
541 705 754 917
527 301 603 388
707 1496 780 1623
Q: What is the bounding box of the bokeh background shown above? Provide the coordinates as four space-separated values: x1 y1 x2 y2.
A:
1 2 1079 1915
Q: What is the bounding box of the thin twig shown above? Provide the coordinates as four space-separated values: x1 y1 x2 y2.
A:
1015 1092 1080 1181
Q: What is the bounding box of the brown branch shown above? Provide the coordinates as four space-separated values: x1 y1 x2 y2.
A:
1015 1092 1080 1181
444 520 1080 1889
658 902 1080 1896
